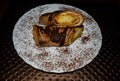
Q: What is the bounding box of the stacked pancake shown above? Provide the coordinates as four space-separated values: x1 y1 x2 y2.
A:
32 10 85 47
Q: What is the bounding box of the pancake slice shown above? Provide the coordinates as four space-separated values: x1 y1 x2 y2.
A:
52 10 85 27
39 10 85 28
32 25 84 47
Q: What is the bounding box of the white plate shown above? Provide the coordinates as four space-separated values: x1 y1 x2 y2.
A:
12 3 102 73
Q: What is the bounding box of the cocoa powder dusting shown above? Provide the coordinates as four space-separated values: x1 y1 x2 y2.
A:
38 51 49 60
63 48 69 54
57 47 70 55
81 36 90 44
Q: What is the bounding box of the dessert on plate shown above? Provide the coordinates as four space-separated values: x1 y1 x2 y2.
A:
32 9 85 47
13 4 102 73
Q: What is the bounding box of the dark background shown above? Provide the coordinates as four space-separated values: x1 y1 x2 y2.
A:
0 0 120 81
0 0 120 39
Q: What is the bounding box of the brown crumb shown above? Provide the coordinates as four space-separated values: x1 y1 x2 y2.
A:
81 36 90 44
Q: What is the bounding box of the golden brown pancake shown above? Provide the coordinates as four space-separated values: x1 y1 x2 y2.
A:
32 25 84 47
39 10 85 28
33 9 85 47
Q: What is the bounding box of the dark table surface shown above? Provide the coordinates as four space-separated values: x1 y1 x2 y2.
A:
0 0 120 81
